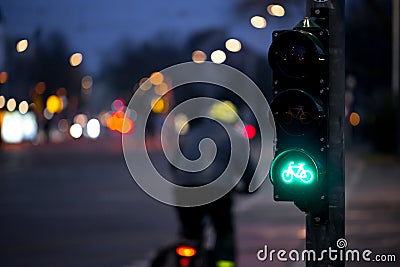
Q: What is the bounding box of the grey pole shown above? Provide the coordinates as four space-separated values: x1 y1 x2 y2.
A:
305 1 345 266
393 0 400 157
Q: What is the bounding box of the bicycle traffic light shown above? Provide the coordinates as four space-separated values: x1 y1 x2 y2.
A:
268 10 329 214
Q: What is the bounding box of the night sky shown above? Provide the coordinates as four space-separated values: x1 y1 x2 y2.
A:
0 0 305 73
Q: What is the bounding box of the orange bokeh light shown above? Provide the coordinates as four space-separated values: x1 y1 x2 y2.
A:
149 72 164 85
107 111 134 134
349 112 361 127
176 246 197 257
0 72 8 84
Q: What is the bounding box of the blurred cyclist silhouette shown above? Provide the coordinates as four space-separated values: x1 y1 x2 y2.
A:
170 100 257 267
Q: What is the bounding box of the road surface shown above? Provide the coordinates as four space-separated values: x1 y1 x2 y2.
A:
0 136 399 266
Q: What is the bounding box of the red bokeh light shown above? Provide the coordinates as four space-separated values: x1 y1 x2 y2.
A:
242 124 256 139
112 98 126 111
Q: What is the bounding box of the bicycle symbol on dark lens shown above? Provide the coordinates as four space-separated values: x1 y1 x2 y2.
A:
283 106 313 125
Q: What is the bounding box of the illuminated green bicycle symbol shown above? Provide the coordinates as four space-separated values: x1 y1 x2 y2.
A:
281 161 314 184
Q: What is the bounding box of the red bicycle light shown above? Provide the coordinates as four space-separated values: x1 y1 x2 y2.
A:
176 245 197 257
179 258 191 267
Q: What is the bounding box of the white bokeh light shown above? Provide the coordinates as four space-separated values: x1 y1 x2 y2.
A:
210 50 226 64
86 118 101 139
69 124 83 139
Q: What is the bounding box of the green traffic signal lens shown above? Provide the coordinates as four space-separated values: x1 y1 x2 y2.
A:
270 149 318 194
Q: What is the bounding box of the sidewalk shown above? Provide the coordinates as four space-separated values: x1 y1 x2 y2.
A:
234 151 400 267
346 152 400 267
235 178 305 267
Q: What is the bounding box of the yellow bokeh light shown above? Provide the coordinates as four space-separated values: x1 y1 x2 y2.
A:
0 95 5 109
0 72 8 84
192 50 207 63
267 5 285 17
16 39 29 53
155 82 169 95
225 39 242 52
211 50 226 64
6 98 17 112
250 16 267 29
70 53 83 67
349 112 361 127
46 95 63 114
209 101 238 123
18 101 29 114
149 72 164 85
151 98 166 113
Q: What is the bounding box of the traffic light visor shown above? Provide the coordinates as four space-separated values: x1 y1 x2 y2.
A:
268 30 325 79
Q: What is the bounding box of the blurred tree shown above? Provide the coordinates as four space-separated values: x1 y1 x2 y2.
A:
34 32 82 96
346 0 394 152
98 28 270 107
234 0 305 20
346 0 391 88
5 31 84 101
98 38 186 100
369 97 397 153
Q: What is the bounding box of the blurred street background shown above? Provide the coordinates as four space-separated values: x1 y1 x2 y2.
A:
1 132 399 267
0 0 400 266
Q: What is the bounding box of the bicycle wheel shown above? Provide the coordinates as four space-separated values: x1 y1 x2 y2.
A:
281 170 293 183
300 170 314 183
299 112 313 124
283 111 293 125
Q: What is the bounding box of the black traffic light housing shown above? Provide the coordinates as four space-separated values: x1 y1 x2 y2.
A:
268 9 329 218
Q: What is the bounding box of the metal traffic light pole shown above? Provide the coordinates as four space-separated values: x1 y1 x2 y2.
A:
305 1 345 266
393 0 400 158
